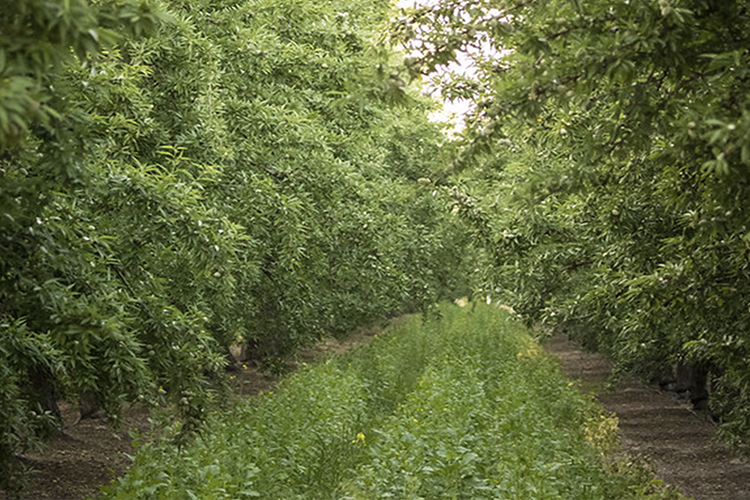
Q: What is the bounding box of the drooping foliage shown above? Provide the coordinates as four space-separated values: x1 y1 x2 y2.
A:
396 0 750 447
0 0 474 491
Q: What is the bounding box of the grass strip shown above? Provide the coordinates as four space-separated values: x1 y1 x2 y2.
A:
102 303 686 500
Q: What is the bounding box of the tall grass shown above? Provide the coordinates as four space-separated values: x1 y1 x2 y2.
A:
101 304 685 500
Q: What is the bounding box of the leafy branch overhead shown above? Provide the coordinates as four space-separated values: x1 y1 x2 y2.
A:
0 0 166 149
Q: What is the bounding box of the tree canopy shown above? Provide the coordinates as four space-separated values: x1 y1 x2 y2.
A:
0 0 475 491
397 0 750 447
6 0 750 492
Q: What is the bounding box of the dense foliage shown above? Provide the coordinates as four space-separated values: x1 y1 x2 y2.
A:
103 304 685 500
0 0 475 491
395 0 750 447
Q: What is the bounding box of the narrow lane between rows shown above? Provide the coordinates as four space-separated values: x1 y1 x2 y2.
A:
545 333 750 500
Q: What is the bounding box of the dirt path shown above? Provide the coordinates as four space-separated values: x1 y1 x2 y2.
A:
545 333 750 500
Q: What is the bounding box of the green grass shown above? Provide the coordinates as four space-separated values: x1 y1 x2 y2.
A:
101 303 685 500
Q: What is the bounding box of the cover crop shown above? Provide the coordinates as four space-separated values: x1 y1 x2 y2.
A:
103 303 684 500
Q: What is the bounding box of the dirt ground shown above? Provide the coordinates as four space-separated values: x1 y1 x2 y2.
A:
545 332 750 500
0 402 151 500
0 320 394 500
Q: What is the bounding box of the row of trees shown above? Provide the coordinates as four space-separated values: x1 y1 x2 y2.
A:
397 0 750 448
0 0 475 491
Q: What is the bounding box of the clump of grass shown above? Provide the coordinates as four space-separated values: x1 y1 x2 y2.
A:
102 303 687 500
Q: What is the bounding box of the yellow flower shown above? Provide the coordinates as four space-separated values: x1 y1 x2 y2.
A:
352 432 366 444
517 343 541 358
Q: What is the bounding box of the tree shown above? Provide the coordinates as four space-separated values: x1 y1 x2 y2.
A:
397 0 750 447
1 0 473 492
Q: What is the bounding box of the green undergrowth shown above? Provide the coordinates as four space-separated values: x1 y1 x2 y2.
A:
101 303 686 500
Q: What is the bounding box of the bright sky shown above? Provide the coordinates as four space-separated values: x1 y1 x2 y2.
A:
394 0 475 133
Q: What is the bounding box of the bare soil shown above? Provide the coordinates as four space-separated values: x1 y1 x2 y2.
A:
545 332 750 500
